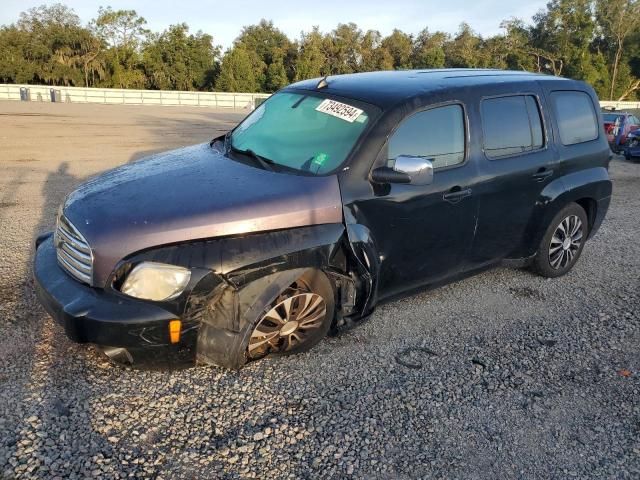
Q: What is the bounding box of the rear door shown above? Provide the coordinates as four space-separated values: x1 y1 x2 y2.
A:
469 86 559 265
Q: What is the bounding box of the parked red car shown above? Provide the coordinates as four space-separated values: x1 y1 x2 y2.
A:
602 111 640 153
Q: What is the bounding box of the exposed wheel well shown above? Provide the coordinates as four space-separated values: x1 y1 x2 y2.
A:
575 198 597 233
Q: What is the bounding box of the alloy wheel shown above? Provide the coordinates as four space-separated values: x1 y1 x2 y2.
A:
549 215 583 270
248 281 327 359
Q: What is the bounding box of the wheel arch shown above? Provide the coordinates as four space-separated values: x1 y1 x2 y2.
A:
516 167 611 258
178 224 368 368
574 197 597 234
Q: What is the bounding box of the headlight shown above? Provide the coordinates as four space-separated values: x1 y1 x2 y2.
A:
120 262 191 301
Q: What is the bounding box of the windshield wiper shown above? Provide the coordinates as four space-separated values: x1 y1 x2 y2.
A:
230 145 276 171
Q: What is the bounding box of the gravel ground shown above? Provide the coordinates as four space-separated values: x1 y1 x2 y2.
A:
0 101 639 479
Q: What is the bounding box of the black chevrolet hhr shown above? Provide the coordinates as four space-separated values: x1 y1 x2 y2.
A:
34 69 612 369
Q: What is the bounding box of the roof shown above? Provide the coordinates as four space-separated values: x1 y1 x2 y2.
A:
288 69 572 109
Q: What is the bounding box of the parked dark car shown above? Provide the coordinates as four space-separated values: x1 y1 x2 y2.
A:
623 129 640 161
602 111 640 153
34 69 612 369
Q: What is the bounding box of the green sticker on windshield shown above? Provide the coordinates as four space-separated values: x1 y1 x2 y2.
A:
312 152 329 167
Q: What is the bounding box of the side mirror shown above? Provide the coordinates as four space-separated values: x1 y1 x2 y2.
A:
371 155 434 186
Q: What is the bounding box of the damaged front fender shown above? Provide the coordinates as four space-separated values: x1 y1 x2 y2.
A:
120 223 376 368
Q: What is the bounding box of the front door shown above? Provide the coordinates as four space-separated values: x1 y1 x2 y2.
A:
350 103 479 298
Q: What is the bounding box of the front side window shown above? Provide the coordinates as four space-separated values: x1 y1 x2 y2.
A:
551 91 598 146
387 104 465 169
481 95 544 159
229 92 373 175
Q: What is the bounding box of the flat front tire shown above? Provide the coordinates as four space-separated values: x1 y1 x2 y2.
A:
246 270 334 362
532 203 588 278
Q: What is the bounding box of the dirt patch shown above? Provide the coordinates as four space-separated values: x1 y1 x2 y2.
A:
508 286 545 300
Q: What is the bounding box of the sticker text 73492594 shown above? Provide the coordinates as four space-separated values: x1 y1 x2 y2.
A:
315 99 364 123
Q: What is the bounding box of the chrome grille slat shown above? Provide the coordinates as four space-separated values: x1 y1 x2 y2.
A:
57 251 92 283
57 248 92 274
59 240 92 262
56 226 91 255
55 213 93 285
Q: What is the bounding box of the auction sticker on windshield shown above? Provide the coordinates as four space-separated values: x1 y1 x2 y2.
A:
316 99 364 123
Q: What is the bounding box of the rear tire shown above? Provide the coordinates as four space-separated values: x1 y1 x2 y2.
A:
532 203 588 278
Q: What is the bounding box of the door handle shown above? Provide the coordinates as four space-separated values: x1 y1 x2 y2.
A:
443 187 472 204
532 168 554 182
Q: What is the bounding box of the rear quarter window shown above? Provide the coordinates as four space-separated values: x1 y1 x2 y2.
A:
551 91 599 146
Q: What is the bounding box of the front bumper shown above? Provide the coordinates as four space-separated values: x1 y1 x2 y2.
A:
33 234 197 368
624 143 640 158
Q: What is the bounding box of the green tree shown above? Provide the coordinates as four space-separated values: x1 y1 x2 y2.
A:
381 29 414 69
6 3 101 86
596 0 640 99
234 19 293 90
411 29 447 68
530 0 596 78
216 46 260 92
142 23 220 90
326 23 364 74
0 26 35 83
295 27 328 80
445 23 485 68
497 19 537 71
360 30 394 71
265 49 288 91
92 7 148 88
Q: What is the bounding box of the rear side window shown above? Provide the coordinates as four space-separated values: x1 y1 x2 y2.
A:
388 104 465 169
481 95 544 159
551 91 598 145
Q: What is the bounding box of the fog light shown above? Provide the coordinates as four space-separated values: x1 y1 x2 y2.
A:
169 320 181 344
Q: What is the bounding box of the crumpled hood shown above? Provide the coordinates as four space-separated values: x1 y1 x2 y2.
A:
63 143 343 286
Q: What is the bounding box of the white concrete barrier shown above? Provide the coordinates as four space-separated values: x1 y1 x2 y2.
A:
600 101 640 110
3 84 633 111
0 84 270 109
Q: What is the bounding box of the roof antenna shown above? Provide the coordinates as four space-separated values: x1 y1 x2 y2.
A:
316 75 329 89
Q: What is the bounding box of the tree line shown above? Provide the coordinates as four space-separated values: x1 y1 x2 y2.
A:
1 1 640 100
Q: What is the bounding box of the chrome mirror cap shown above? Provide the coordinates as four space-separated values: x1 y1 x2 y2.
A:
393 155 434 186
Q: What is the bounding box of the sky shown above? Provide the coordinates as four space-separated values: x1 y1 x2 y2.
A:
0 0 550 49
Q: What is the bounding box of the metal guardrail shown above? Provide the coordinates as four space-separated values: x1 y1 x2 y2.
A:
0 84 270 109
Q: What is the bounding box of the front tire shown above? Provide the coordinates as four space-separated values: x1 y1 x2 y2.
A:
246 270 334 362
532 203 588 278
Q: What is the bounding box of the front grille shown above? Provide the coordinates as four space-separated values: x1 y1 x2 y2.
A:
54 214 93 285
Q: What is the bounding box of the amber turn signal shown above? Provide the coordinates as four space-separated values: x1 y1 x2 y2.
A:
169 320 181 344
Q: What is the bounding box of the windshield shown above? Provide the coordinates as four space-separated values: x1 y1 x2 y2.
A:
603 113 623 123
229 92 372 175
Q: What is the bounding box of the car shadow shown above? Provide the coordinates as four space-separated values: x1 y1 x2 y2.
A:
0 162 135 477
